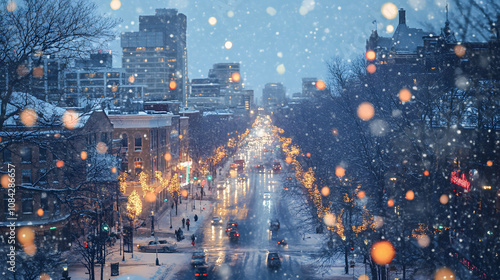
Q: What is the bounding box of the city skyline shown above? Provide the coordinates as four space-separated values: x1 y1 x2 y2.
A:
99 0 457 99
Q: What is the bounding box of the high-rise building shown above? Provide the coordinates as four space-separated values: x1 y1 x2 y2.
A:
208 63 242 95
262 83 286 108
302 78 322 98
121 9 187 103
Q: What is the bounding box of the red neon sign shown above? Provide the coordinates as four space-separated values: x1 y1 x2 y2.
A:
450 170 471 191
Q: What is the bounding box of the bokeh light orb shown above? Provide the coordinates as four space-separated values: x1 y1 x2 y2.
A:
381 2 398 19
316 80 326 90
285 156 292 163
145 192 156 203
370 240 396 265
373 216 384 229
357 191 366 199
169 81 177 90
387 199 394 207
164 153 172 161
424 170 429 176
23 243 37 256
306 152 311 157
37 208 44 217
335 166 345 178
224 40 233 49
20 108 37 127
1 174 10 189
80 151 88 160
405 190 415 200
357 102 375 121
486 160 493 166
276 64 286 74
128 76 135 83
439 194 449 205
323 213 336 227
18 227 35 244
110 0 121 10
181 189 188 197
111 167 117 173
231 72 241 82
62 109 79 129
39 273 50 280
208 16 217 25
56 160 64 168
366 64 376 74
332 128 339 136
7 1 17 12
266 7 277 16
399 88 412 102
417 234 430 248
96 142 108 154
321 186 330 196
358 275 369 280
366 50 376 61
386 24 394 33
454 45 466 57
434 267 456 280
33 67 44 78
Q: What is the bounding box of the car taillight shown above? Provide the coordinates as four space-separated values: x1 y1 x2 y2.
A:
203 273 207 276
195 273 200 276
236 234 239 236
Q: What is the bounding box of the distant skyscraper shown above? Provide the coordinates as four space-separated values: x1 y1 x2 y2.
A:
121 9 187 103
262 83 286 108
302 78 322 98
208 63 242 95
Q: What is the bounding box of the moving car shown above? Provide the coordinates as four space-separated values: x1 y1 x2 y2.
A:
191 250 206 266
228 229 240 241
227 220 238 228
267 252 281 268
272 162 282 173
270 220 280 231
137 240 177 253
263 192 271 199
277 239 287 246
194 265 209 279
211 216 223 225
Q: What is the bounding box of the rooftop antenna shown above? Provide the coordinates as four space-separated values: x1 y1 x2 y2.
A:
372 20 377 33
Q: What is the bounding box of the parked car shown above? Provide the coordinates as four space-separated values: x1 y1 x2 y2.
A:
267 252 281 268
211 216 223 225
191 250 206 266
194 265 209 279
137 240 177 253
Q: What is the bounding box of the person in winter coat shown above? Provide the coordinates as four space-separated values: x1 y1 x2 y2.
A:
186 219 190 230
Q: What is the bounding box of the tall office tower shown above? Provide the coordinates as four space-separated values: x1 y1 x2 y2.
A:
121 9 187 103
302 78 322 98
262 83 286 108
208 63 242 96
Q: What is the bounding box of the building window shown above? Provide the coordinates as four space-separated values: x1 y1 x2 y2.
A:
21 147 32 163
22 193 34 214
101 132 108 143
121 133 128 148
39 148 47 162
2 149 11 163
135 134 142 151
134 158 143 175
41 193 49 213
38 169 47 185
22 170 31 185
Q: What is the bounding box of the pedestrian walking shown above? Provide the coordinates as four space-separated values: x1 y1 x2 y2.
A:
182 217 185 228
186 219 190 231
194 214 198 222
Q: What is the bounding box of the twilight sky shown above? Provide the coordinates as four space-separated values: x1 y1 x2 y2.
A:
98 0 452 101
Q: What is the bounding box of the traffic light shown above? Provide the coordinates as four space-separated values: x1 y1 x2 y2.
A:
102 222 109 232
207 175 212 181
164 198 168 202
84 241 88 248
193 176 197 180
